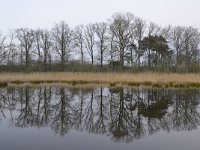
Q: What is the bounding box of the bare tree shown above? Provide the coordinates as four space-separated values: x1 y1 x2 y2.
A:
84 24 95 66
0 32 7 64
109 12 135 68
74 25 85 64
108 31 118 62
182 27 200 71
133 17 146 67
52 21 73 71
171 26 185 66
15 28 35 66
107 30 120 69
7 31 18 65
148 22 161 37
40 30 52 72
160 25 172 40
94 22 108 67
34 29 43 63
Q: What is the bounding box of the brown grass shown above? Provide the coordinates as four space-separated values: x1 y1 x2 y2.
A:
0 72 200 87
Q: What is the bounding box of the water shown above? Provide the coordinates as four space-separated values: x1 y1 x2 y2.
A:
0 86 200 150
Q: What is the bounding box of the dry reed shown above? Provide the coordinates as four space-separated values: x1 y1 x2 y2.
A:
0 72 200 87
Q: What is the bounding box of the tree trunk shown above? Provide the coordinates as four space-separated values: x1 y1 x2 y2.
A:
120 47 124 68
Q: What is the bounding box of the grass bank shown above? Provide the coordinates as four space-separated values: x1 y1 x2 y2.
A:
0 72 200 88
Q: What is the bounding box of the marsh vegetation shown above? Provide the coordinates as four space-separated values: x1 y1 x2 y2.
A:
0 72 200 88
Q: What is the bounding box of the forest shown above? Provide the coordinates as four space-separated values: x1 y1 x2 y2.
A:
0 12 200 73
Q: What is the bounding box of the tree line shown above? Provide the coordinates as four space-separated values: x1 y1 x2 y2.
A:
0 12 200 72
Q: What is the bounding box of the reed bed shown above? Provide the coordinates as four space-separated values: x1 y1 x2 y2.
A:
0 72 200 88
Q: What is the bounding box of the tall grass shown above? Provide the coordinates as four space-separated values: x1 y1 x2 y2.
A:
0 72 200 88
0 72 199 82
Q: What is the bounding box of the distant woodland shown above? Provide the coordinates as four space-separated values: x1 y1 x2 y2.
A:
0 12 200 72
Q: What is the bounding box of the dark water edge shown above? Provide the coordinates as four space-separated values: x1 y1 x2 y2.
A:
1 86 200 150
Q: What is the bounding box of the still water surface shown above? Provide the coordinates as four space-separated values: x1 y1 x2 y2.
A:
0 86 200 150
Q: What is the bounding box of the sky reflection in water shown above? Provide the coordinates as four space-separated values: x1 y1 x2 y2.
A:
0 86 200 150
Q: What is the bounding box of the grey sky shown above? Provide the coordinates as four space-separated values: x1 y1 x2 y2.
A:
1 0 200 33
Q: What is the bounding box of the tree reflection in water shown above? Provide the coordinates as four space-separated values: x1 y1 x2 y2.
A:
0 86 200 143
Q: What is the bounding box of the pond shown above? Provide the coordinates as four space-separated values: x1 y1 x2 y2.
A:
0 86 200 150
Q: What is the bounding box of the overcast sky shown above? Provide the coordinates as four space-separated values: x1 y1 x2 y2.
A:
1 0 200 33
